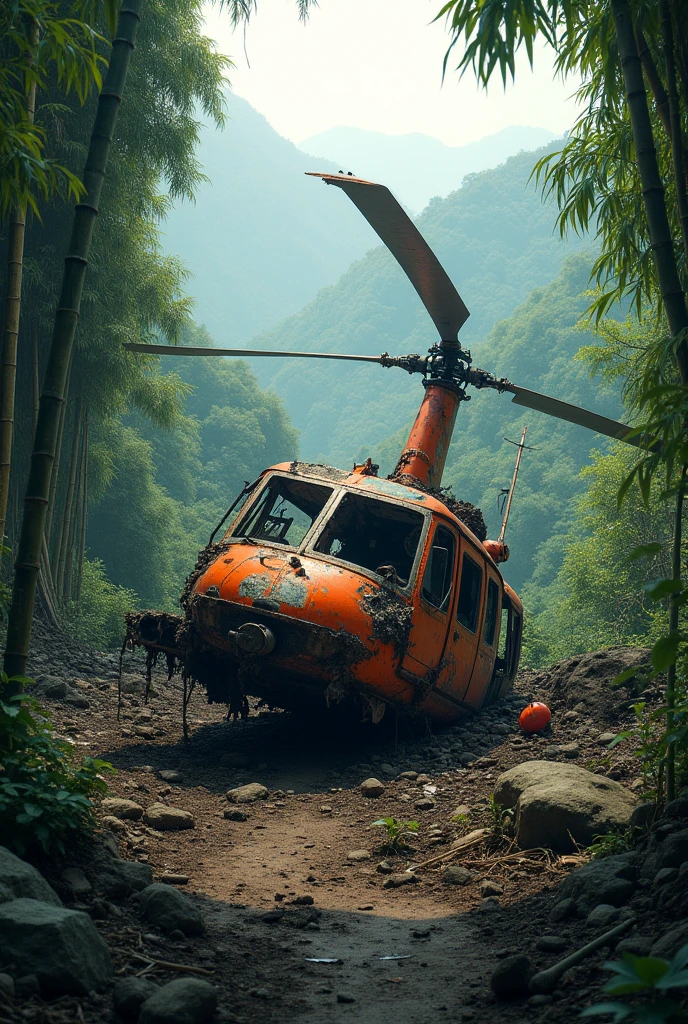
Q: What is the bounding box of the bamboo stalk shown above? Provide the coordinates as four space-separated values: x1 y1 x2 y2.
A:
55 400 81 598
75 413 88 605
611 0 688 382
665 464 686 803
64 409 86 603
0 43 37 547
660 0 688 263
46 354 72 547
3 0 143 683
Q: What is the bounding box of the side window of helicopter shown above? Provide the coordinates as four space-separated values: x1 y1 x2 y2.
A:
231 477 333 547
483 579 500 646
421 526 456 612
456 553 483 633
313 492 424 588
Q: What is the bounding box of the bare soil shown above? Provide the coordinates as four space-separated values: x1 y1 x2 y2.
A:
13 633 668 1024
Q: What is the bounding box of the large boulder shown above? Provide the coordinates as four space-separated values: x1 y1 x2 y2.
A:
138 884 204 936
138 978 217 1024
0 847 61 906
0 899 112 995
494 761 639 851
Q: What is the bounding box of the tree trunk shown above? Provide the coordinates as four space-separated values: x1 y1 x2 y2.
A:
660 0 688 264
2 0 143 684
46 355 72 547
0 53 37 548
665 464 686 803
611 0 688 382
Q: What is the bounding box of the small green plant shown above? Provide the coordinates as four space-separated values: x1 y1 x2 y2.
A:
451 812 469 827
486 793 511 843
588 829 633 860
581 943 688 1023
586 755 613 774
372 816 419 854
0 679 114 855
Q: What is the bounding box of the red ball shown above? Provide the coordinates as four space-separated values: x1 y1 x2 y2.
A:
519 702 551 734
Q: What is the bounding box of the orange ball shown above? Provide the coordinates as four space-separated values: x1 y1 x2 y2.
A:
519 702 551 734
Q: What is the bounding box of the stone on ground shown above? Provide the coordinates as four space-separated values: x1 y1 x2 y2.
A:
225 783 268 804
347 850 371 862
382 872 418 889
0 847 61 906
138 884 204 936
102 797 144 821
490 954 535 999
494 761 639 850
359 778 385 797
144 804 195 830
557 854 637 912
0 898 112 995
90 858 153 900
61 868 91 897
443 866 474 886
113 977 160 1021
139 978 217 1024
158 770 183 783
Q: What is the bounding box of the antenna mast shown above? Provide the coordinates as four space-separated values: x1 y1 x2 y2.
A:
498 426 529 543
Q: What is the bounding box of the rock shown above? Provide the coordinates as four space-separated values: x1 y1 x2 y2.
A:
35 675 68 699
414 797 435 811
651 923 688 960
376 860 395 874
223 809 249 821
158 770 183 784
415 774 432 784
0 899 112 995
138 978 217 1024
586 904 620 929
549 898 578 922
337 993 356 1004
653 867 678 886
144 804 195 830
16 974 41 998
535 935 568 954
398 771 418 780
551 743 580 759
616 936 653 957
443 866 474 886
490 955 535 999
663 797 688 820
382 872 418 889
61 868 92 897
138 884 204 936
64 691 90 709
320 805 332 814
113 977 160 1021
494 761 639 851
0 973 15 999
459 752 479 765
597 732 618 744
0 847 61 906
91 859 153 900
359 778 385 798
102 814 129 833
119 675 146 695
159 874 190 885
557 855 637 912
641 828 688 877
479 880 503 898
102 797 144 821
225 783 269 804
347 850 371 862
630 802 656 831
452 804 470 817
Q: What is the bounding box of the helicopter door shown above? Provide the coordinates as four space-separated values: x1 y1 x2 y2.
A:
461 572 501 708
401 523 457 681
437 545 485 706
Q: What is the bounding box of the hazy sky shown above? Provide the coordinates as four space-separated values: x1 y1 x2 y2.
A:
202 0 580 147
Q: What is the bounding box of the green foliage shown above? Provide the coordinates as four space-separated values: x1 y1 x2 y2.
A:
65 558 136 649
588 829 633 860
0 682 113 855
581 944 688 1023
486 793 511 842
372 816 419 854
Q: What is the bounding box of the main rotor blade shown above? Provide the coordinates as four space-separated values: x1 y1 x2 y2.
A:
124 343 385 364
307 172 470 342
505 384 646 447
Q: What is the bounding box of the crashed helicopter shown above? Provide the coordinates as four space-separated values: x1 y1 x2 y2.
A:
124 172 645 727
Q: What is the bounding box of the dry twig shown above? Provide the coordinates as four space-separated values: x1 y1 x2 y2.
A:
127 951 215 977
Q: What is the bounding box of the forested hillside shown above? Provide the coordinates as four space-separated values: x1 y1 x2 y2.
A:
298 125 555 211
160 93 378 345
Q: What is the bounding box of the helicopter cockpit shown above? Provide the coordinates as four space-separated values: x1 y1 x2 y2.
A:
226 473 427 590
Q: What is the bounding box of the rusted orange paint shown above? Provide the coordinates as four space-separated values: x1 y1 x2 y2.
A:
394 384 460 488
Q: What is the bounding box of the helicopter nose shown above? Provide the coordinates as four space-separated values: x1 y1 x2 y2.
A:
227 622 276 656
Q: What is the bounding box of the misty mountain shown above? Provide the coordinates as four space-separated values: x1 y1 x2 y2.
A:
298 125 557 212
161 92 378 345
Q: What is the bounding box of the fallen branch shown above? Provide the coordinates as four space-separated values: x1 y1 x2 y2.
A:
127 951 215 977
411 828 488 870
529 917 635 994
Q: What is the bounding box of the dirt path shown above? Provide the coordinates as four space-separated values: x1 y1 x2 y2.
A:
26 629 656 1023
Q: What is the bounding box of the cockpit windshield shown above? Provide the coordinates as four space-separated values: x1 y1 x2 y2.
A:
229 476 333 547
314 492 425 588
